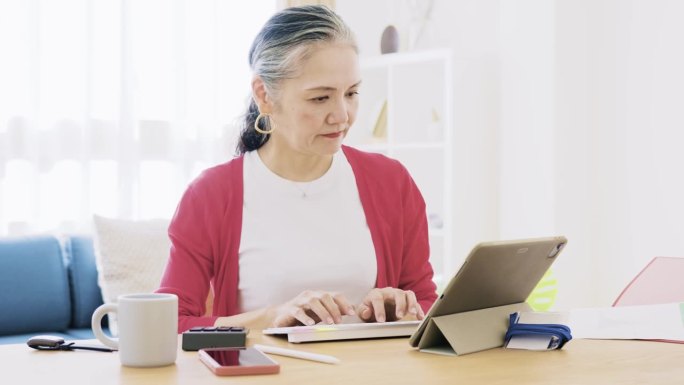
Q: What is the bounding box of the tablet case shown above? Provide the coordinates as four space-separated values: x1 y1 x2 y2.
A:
409 236 567 356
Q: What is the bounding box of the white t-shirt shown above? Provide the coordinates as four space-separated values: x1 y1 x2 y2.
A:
237 150 377 313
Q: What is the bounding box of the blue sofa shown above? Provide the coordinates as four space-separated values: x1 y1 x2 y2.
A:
0 235 105 345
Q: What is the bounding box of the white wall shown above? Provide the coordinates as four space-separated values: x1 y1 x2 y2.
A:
553 0 595 309
498 1 556 239
337 0 684 309
554 0 684 307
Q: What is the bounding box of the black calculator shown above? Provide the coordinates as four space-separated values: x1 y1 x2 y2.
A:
181 326 248 351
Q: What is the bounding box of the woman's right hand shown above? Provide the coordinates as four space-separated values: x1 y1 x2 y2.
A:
271 290 356 327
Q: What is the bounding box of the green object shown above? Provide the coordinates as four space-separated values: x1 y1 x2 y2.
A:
679 303 684 326
527 269 558 311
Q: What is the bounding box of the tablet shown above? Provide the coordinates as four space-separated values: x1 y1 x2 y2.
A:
409 236 567 348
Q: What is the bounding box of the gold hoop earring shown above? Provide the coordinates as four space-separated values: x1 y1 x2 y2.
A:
254 113 275 135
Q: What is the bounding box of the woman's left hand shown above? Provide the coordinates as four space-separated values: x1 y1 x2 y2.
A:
356 287 425 323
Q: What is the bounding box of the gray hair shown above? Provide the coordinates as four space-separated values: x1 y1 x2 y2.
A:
237 5 358 154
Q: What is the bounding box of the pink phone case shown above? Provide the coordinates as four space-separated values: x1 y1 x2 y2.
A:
199 348 280 376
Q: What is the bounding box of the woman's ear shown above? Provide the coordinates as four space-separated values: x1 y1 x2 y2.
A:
252 76 272 113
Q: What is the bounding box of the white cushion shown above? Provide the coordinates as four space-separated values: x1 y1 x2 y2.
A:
92 215 170 334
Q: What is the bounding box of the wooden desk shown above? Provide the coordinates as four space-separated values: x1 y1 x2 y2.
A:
3 333 683 385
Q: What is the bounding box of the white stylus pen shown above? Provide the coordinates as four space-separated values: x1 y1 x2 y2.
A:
253 344 340 365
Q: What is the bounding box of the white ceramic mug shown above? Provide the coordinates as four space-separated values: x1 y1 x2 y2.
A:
91 293 178 367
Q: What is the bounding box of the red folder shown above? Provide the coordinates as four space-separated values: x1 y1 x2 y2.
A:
613 256 684 344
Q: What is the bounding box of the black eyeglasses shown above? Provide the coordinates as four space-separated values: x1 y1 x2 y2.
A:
27 335 115 352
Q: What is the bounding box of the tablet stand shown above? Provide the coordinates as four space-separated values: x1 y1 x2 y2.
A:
414 302 532 356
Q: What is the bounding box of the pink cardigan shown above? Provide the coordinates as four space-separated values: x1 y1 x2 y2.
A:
157 146 437 332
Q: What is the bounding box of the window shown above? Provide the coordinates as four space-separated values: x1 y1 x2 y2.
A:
0 0 276 235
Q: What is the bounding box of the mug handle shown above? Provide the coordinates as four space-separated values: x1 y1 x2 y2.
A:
91 303 119 350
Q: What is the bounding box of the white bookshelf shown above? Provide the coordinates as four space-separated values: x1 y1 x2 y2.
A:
347 49 453 288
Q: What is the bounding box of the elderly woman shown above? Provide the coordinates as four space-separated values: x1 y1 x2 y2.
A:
157 5 437 332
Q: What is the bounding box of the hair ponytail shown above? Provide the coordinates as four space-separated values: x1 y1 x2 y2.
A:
237 99 269 155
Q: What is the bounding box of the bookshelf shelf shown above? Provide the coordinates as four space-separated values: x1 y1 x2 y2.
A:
348 49 453 286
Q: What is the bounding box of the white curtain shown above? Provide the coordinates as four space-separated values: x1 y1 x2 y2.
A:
284 0 336 9
0 0 275 235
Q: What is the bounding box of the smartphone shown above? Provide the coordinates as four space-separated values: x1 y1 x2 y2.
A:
198 347 280 376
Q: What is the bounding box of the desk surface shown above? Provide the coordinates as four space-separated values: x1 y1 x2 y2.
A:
3 333 684 385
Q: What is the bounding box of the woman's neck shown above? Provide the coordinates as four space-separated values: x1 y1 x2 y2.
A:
257 143 334 182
